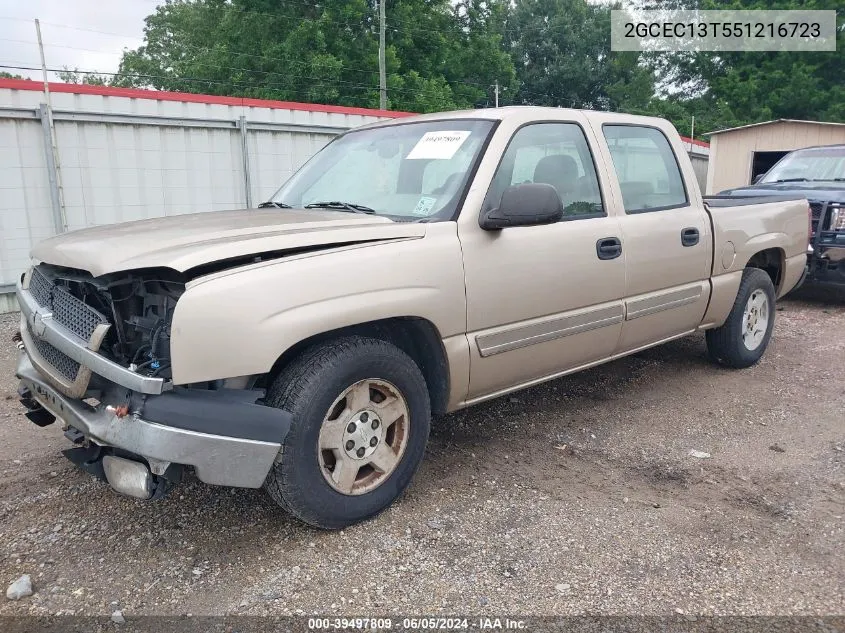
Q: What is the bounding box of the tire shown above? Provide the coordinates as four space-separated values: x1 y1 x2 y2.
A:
262 336 431 529
705 267 776 369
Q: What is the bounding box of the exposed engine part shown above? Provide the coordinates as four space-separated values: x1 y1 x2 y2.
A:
33 265 185 379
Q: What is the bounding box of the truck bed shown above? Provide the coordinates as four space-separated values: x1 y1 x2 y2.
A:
704 194 808 303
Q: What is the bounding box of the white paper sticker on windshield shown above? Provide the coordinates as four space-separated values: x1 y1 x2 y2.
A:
412 196 437 217
406 131 471 160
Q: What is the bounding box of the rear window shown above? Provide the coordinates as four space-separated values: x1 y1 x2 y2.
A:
603 125 688 213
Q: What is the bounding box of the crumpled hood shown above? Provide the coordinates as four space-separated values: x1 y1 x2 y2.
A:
31 208 426 277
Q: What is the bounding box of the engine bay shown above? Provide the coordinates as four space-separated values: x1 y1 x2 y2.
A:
38 265 185 380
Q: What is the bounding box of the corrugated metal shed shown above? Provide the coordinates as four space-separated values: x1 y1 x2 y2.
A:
0 79 407 309
705 119 845 194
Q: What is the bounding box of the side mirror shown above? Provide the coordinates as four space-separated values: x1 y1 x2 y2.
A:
480 183 564 230
752 173 765 184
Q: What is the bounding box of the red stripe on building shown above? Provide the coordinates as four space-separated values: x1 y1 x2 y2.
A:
680 135 709 148
0 78 710 146
0 78 412 119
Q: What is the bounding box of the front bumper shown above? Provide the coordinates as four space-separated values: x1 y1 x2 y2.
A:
16 352 283 489
806 246 845 288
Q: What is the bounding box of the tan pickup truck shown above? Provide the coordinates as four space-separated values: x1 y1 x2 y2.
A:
14 107 809 528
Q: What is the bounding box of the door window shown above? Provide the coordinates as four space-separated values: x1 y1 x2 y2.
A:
483 123 605 219
602 125 688 213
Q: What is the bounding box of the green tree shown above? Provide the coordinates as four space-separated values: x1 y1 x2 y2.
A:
0 71 24 79
635 0 845 130
501 0 656 110
115 0 516 112
56 67 109 85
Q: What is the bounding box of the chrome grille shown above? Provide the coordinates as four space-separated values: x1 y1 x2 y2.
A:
30 336 80 381
28 266 53 308
28 266 110 340
23 265 112 396
52 286 107 340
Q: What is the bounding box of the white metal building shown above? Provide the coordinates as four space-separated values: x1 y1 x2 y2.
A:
0 79 710 313
0 78 405 312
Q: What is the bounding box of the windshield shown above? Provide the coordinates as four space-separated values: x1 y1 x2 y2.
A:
269 119 495 221
762 146 845 183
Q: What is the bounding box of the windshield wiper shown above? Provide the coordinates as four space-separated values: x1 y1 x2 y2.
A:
257 201 292 208
304 201 376 214
771 178 809 183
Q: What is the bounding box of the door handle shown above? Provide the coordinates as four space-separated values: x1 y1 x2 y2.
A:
681 227 700 247
596 237 622 260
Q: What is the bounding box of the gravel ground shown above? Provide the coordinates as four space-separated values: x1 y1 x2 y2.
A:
0 289 842 618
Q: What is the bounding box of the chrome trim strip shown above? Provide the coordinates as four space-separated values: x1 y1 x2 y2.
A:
464 330 695 407
476 304 624 358
16 353 279 488
16 277 169 395
625 286 703 321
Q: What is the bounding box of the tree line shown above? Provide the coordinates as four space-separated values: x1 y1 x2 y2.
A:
57 0 843 138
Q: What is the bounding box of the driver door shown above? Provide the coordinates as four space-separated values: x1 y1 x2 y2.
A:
458 119 626 402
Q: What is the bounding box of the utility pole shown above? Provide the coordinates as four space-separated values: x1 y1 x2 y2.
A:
35 19 67 233
690 115 695 144
378 0 387 110
494 81 499 108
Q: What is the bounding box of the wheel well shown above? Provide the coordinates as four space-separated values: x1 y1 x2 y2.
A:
746 248 784 292
262 317 450 416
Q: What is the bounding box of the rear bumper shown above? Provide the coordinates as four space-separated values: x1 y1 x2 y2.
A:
16 352 285 489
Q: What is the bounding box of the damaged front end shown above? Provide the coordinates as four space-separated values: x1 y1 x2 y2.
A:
14 263 290 500
30 263 183 387
17 263 180 400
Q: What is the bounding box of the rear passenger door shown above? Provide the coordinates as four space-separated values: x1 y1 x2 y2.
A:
595 122 712 352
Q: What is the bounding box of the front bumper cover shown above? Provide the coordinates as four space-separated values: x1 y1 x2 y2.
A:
806 246 845 288
16 352 286 488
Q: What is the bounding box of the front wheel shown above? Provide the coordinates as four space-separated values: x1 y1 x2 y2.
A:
705 267 776 369
262 336 431 529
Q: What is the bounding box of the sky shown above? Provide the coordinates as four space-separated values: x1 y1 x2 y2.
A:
0 0 152 81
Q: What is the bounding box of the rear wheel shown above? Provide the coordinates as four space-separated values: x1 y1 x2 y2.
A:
705 267 776 369
262 336 431 529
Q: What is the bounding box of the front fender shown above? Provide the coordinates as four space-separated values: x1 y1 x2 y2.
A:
168 224 466 385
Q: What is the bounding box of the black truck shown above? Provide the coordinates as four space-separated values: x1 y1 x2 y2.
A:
717 144 845 289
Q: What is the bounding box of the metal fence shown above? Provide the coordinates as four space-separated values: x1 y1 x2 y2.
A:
0 80 710 313
0 79 401 312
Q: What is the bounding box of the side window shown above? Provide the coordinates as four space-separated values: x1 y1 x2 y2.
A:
483 123 604 219
602 125 688 213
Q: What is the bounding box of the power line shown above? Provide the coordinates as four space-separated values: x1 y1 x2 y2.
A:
0 35 535 102
0 21 499 89
0 46 481 101
0 63 385 105
0 63 529 109
0 16 144 41
0 60 557 108
0 10 559 100
0 10 562 105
